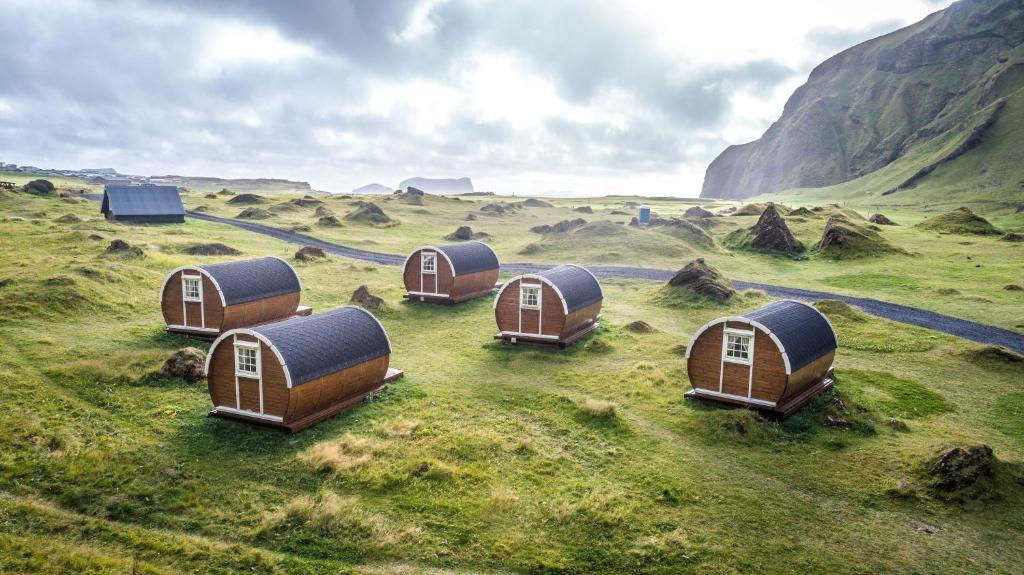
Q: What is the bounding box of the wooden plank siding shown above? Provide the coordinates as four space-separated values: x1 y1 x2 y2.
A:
403 249 497 303
221 292 300 331
161 269 299 336
494 278 601 345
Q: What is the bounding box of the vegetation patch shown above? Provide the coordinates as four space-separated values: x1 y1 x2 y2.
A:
813 215 904 259
837 369 953 419
226 193 264 205
181 242 241 256
958 345 1023 367
660 258 735 304
345 202 393 225
821 273 920 292
990 392 1024 440
236 207 272 220
302 434 381 473
814 299 867 322
915 207 1001 235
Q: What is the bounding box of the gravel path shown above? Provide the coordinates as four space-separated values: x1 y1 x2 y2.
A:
124 209 1024 353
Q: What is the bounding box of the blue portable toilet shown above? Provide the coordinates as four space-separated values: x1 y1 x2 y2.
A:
638 205 651 225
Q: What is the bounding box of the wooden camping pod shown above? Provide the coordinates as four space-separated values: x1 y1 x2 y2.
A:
403 241 500 304
493 264 603 347
160 256 306 338
204 305 402 433
684 300 838 416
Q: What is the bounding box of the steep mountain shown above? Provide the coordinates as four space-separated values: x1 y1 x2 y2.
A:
701 0 1024 201
399 176 474 195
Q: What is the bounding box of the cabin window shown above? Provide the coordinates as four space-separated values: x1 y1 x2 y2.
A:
520 284 541 309
723 330 753 364
182 275 202 302
422 252 436 274
234 342 260 377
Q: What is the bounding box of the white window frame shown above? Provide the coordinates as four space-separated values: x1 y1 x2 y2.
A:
722 328 754 365
520 284 542 309
182 275 202 302
234 341 261 378
421 252 436 274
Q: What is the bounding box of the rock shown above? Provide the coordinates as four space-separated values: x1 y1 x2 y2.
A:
868 213 897 225
54 214 81 224
683 206 715 219
530 218 587 234
910 521 938 534
574 206 594 213
105 239 144 256
236 207 272 219
350 285 384 310
1005 284 1023 291
915 207 1001 235
823 414 852 428
317 215 342 227
999 232 1023 242
626 320 657 333
45 275 76 286
729 204 804 253
345 202 391 224
23 179 55 194
628 217 640 226
226 193 264 205
183 243 241 256
666 258 736 302
161 347 206 383
395 187 425 205
295 246 327 261
928 445 994 493
1016 203 1024 213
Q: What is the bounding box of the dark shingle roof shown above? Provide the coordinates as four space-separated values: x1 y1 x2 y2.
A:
435 242 499 275
253 306 391 387
742 300 837 372
199 257 300 306
101 185 184 216
537 265 603 312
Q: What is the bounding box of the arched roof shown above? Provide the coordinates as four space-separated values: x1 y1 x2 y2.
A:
176 257 300 306
404 242 499 276
205 306 391 388
102 185 184 217
685 300 837 374
495 264 603 314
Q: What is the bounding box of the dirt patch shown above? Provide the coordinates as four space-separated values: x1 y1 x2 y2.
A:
665 258 735 302
295 246 327 261
226 193 265 205
105 239 144 257
625 320 657 333
350 285 384 310
236 207 272 219
182 242 241 256
531 219 587 234
915 207 1001 235
54 213 82 224
161 347 206 383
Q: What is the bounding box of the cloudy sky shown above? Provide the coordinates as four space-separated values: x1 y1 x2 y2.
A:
0 0 952 196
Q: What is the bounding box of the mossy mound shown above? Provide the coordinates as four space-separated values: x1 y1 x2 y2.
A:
868 213 897 225
813 215 903 259
345 202 392 224
217 188 235 195
915 207 1001 235
236 207 273 220
226 193 264 205
573 221 626 237
182 243 241 256
444 226 490 241
923 445 1009 502
268 202 299 213
959 345 1023 366
54 214 82 224
23 179 55 195
725 204 804 254
295 246 327 261
530 219 587 234
394 187 425 205
290 196 323 207
574 205 594 213
788 207 815 217
999 232 1023 242
317 215 343 227
104 239 144 257
683 206 715 219
661 258 735 303
651 218 715 249
838 369 953 420
732 203 767 216
813 299 867 322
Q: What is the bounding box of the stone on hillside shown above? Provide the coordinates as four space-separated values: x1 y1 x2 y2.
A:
295 246 327 261
291 197 323 207
23 179 55 195
1004 284 1023 291
315 205 334 217
480 203 508 214
683 206 715 219
868 213 897 225
530 218 587 234
161 347 206 383
227 193 264 205
236 207 272 219
928 445 994 494
350 285 384 310
666 258 736 302
183 243 241 256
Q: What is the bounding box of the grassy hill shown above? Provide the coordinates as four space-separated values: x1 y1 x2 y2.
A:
0 182 1022 573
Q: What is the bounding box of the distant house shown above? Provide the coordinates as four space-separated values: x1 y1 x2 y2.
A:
101 185 185 223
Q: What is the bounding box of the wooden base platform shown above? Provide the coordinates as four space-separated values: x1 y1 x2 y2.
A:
685 372 834 418
494 321 600 348
404 287 496 305
167 307 315 340
209 368 405 433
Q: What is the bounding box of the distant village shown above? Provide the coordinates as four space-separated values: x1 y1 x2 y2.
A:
0 161 179 186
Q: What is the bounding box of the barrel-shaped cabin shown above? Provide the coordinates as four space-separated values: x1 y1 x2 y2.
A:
494 264 603 347
684 300 838 416
160 257 306 338
204 306 403 433
403 241 500 304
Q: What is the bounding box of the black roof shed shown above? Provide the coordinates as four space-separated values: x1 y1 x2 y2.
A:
101 185 185 223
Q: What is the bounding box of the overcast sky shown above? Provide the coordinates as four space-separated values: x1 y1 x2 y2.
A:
0 0 953 196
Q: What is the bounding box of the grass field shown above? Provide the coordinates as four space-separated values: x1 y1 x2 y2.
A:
0 181 1022 574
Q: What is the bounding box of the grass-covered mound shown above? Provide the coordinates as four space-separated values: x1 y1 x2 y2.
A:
812 215 904 259
915 207 1001 235
226 193 264 205
345 202 393 225
724 203 804 254
732 203 768 216
658 258 735 304
181 242 241 256
649 218 715 248
236 207 272 220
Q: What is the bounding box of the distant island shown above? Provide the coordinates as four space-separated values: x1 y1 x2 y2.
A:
399 176 474 195
352 183 393 195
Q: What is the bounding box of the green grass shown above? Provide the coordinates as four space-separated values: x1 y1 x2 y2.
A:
0 183 1022 573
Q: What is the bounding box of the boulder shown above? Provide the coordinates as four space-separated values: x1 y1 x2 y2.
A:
183 243 241 256
23 179 55 195
204 193 218 199
295 246 327 261
350 285 384 310
291 196 323 207
161 347 206 383
928 445 994 493
666 258 736 302
226 193 264 205
868 213 897 225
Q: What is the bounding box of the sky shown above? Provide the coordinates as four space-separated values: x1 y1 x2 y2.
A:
0 0 954 196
